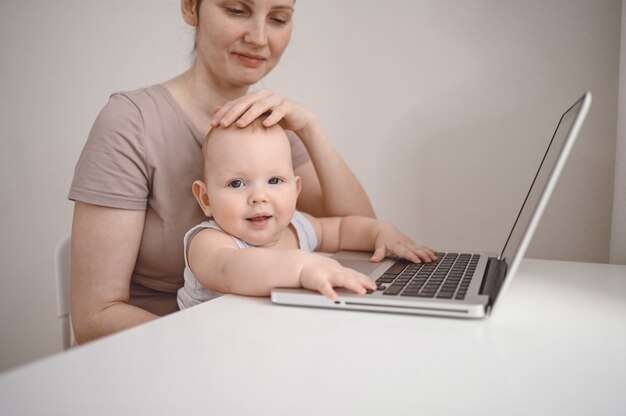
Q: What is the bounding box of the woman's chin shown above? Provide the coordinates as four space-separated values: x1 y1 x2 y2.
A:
228 65 275 87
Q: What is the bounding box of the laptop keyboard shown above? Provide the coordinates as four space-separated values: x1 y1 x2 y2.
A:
375 253 480 300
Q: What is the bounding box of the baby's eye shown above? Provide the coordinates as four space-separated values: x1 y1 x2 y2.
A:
268 177 284 185
228 179 245 188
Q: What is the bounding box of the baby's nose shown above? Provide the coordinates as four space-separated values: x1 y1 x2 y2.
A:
248 185 269 204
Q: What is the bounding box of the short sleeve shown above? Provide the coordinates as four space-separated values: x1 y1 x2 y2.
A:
286 130 310 169
68 93 150 210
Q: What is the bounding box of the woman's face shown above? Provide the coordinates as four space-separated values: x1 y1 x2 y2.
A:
190 0 294 89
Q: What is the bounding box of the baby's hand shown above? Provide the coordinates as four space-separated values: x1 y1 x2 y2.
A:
370 222 438 264
299 254 376 300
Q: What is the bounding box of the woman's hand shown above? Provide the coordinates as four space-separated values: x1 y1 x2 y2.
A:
212 88 376 219
210 88 316 133
369 222 438 264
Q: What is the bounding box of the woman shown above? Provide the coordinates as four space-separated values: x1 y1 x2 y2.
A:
69 0 374 343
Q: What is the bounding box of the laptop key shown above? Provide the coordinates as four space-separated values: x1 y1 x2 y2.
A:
385 260 409 275
383 283 407 295
437 291 454 299
376 274 397 283
401 292 432 297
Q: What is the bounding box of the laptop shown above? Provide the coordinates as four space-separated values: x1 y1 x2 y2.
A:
271 92 592 318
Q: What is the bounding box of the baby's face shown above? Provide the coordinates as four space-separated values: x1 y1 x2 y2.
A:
202 125 300 247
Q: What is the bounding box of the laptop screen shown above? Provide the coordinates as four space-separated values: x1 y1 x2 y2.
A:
499 94 589 266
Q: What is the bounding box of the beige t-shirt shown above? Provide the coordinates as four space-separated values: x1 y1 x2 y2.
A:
69 84 310 315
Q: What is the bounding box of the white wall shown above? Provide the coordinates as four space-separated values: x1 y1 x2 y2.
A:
265 0 620 261
0 0 192 373
0 0 621 372
611 1 626 264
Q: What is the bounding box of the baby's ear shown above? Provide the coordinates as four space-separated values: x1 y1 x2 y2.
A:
192 180 212 217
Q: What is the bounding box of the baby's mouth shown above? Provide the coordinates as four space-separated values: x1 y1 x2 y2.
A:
247 215 272 223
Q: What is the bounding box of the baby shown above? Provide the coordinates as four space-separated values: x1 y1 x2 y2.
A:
177 117 437 309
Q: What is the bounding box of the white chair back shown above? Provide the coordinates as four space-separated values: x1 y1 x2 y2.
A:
55 235 74 349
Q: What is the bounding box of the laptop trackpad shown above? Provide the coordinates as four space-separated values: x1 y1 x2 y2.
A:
331 251 394 275
335 259 382 274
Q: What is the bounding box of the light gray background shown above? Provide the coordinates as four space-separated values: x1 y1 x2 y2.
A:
1 0 624 372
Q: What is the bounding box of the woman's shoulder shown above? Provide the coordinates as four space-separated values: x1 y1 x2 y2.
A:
107 84 170 112
94 84 181 134
84 86 172 162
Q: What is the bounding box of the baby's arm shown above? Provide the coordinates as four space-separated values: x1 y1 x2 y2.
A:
187 228 375 299
306 214 438 264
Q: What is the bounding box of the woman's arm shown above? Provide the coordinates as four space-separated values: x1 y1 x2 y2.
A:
210 89 376 218
70 201 157 343
293 119 374 218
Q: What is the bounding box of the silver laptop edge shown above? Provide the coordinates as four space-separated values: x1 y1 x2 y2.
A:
271 92 592 318
492 92 592 313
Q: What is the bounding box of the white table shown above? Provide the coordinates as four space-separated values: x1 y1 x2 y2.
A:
1 259 625 416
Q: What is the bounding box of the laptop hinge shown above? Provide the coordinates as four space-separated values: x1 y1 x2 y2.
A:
479 257 508 306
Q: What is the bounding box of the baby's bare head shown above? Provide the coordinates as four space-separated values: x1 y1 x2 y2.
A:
201 116 293 182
